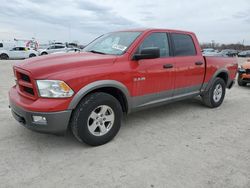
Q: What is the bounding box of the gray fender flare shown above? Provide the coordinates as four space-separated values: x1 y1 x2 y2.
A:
68 80 132 112
202 68 230 92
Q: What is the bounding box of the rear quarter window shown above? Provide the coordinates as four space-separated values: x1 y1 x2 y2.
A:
172 33 196 56
0 43 3 48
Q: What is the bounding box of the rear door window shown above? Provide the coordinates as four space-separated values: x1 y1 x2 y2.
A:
171 33 196 56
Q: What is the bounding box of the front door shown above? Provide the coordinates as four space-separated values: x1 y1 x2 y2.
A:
131 32 175 107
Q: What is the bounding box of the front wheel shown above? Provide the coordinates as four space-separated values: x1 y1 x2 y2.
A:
70 92 122 146
201 77 226 108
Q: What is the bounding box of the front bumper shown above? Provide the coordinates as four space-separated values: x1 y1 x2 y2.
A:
9 98 72 134
238 69 250 83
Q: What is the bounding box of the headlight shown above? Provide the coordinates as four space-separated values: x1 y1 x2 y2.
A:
36 80 74 98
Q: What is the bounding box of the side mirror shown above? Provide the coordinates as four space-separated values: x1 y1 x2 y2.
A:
133 47 160 60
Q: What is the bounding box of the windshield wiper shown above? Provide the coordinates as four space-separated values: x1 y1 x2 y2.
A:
88 50 106 55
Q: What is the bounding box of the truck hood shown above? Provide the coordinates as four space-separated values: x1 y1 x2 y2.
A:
15 52 117 78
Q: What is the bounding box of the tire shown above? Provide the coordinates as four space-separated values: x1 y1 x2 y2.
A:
70 92 122 146
29 53 36 58
41 52 48 55
201 77 226 108
237 74 247 86
0 53 9 60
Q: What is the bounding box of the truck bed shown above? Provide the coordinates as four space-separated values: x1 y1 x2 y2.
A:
203 56 238 86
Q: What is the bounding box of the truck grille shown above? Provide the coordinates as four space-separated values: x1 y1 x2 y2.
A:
15 68 37 100
20 73 31 82
23 86 35 95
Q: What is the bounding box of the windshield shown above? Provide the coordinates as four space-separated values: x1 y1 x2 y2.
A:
84 31 141 55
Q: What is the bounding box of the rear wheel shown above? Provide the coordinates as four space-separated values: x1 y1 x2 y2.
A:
29 53 36 58
41 52 48 55
202 77 226 108
0 53 9 60
70 92 122 146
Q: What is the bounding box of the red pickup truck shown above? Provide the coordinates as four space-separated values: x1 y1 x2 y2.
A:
9 29 238 146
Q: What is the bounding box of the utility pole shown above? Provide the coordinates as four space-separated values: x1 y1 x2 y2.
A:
68 23 71 42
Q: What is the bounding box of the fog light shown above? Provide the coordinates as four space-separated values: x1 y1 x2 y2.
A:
32 115 47 124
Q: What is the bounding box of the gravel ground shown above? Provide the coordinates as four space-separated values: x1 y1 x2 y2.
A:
0 58 249 188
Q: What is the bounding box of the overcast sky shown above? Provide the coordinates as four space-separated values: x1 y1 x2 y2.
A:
0 0 250 45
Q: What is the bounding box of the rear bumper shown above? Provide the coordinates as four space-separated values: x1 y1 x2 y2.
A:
240 78 250 83
9 96 72 134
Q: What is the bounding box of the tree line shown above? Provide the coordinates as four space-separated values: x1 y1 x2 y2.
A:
200 42 250 51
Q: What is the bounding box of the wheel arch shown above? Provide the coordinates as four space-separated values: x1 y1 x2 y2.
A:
29 53 36 57
41 51 48 55
204 68 230 92
0 53 9 59
216 71 229 85
68 80 131 113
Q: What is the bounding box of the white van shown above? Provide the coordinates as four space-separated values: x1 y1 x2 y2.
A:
0 42 15 50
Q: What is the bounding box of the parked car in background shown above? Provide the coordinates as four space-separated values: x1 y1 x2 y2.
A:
238 50 250 57
202 48 223 56
202 48 221 56
0 47 38 60
220 49 238 57
238 59 250 86
38 44 67 55
203 52 225 57
50 48 81 55
202 48 217 53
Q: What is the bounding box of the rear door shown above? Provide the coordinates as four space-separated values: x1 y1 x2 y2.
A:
17 47 27 59
48 45 56 53
170 33 205 96
55 45 66 52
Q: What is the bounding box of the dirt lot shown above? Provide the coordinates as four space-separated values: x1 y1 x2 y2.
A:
0 58 250 188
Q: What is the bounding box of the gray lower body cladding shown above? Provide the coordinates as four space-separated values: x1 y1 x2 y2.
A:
9 100 72 134
130 84 205 112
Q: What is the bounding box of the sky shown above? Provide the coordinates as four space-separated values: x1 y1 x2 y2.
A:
0 0 250 45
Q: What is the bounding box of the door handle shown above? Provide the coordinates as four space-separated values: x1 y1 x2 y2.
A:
195 61 203 65
163 64 173 69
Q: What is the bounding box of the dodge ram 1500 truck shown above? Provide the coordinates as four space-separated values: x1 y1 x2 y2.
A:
9 29 238 146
